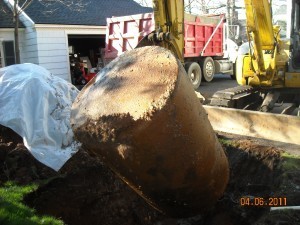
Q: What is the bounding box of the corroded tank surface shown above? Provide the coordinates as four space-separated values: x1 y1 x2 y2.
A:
71 46 229 217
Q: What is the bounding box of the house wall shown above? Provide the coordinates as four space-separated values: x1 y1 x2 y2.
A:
1 25 106 81
34 25 106 81
2 0 106 81
0 29 25 67
0 28 39 69
0 29 14 42
34 28 69 81
22 25 38 65
2 0 35 66
0 30 14 67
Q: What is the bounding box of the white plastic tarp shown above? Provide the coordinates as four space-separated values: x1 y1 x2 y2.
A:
0 63 80 171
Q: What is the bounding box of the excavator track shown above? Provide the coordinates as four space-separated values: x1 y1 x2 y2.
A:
209 85 262 109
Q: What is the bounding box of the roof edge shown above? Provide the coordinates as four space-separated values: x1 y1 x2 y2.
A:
0 28 25 31
34 24 106 29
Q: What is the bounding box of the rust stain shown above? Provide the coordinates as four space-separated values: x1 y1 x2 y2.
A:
71 46 229 217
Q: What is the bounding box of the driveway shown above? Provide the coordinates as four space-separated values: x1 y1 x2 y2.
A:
196 74 238 104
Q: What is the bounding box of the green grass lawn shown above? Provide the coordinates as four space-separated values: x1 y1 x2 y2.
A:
0 182 64 225
281 152 300 171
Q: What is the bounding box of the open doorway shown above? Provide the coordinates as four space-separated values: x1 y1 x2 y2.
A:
68 34 105 85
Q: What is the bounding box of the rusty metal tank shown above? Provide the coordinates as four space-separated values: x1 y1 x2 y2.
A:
71 46 229 217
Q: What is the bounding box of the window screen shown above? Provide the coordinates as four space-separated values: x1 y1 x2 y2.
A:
0 47 2 68
3 41 15 66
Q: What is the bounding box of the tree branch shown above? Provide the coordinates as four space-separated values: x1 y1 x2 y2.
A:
17 0 34 15
38 0 90 13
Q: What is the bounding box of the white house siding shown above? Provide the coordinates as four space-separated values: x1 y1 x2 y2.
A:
18 3 37 65
0 29 14 42
2 1 106 81
0 29 25 67
34 28 69 81
22 26 38 65
3 0 35 65
0 30 14 67
0 27 38 67
33 25 106 82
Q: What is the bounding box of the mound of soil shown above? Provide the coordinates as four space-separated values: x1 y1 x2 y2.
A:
1 125 299 225
0 126 57 185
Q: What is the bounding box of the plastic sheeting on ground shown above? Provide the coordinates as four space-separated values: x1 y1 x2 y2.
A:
0 63 80 171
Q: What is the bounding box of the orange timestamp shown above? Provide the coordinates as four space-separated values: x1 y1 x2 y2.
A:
240 197 287 207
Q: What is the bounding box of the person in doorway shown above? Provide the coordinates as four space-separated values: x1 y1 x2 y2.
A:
73 62 85 85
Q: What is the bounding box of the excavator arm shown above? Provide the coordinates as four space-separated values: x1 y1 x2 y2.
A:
243 0 282 86
210 0 300 115
245 0 274 71
137 0 184 62
245 0 275 49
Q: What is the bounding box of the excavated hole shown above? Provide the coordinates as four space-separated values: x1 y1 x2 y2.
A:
1 125 299 225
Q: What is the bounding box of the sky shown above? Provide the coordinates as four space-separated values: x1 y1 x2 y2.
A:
133 0 287 20
133 0 245 19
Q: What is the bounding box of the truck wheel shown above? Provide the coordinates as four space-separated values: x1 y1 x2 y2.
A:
202 57 215 82
185 62 202 90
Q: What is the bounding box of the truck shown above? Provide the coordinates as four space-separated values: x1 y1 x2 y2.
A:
71 0 300 219
104 12 238 89
210 0 300 116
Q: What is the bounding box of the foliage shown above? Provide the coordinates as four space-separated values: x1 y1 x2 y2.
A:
218 137 236 147
0 182 64 225
281 152 300 171
133 0 228 14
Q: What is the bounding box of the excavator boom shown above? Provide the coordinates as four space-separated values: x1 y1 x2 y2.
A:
244 0 275 74
211 0 300 115
137 0 185 62
71 0 300 219
245 0 274 49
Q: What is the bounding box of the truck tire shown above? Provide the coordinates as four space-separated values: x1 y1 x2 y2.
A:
201 57 215 82
185 62 202 90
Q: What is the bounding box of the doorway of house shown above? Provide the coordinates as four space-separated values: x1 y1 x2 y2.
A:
68 35 105 86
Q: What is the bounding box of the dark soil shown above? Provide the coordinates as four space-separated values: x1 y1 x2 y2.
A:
0 125 299 225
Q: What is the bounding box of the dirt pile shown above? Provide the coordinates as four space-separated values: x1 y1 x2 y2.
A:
0 126 57 185
0 124 163 224
1 125 299 225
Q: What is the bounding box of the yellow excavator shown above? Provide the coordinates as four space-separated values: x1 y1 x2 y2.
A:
71 0 300 219
136 0 184 62
140 0 300 115
210 0 300 115
138 0 300 145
